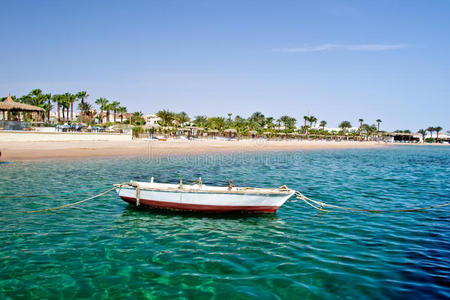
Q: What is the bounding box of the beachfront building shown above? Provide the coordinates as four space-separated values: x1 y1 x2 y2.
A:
310 125 359 133
385 132 421 143
145 114 162 126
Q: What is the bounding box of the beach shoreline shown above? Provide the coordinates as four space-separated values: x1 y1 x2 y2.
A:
0 139 390 161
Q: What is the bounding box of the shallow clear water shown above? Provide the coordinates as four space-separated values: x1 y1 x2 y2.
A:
0 146 449 299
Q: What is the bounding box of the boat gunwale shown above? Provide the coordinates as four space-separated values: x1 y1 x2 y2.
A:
115 183 294 196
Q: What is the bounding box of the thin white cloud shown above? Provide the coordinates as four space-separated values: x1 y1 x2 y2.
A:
274 43 408 53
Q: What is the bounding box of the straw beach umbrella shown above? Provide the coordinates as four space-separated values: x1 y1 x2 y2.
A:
224 128 237 138
207 129 219 138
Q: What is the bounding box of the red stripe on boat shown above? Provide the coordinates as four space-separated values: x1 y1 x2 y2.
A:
120 196 279 213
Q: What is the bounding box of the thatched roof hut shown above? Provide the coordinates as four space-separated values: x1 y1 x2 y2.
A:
0 94 44 112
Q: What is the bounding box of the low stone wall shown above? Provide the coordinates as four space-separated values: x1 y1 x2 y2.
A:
0 131 132 142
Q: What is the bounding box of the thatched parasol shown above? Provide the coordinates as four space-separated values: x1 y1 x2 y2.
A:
248 130 257 135
207 129 219 133
0 94 44 112
224 128 237 133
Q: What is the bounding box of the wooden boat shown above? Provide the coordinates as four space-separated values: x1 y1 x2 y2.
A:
114 178 295 213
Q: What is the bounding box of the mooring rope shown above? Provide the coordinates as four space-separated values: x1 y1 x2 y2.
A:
20 182 450 214
1 186 113 200
294 191 450 213
23 186 118 213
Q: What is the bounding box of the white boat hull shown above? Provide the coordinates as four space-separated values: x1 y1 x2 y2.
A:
117 186 294 213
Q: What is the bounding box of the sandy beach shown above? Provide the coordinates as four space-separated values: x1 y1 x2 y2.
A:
0 138 386 161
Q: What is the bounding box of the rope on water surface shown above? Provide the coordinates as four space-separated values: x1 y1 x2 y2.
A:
18 181 449 214
23 186 120 213
0 186 114 199
294 191 450 213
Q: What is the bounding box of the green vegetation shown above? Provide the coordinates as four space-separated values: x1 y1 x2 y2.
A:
131 126 145 137
2 90 446 141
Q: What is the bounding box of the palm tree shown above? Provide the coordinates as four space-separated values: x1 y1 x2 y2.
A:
117 106 127 123
193 115 208 128
248 112 265 130
435 126 442 141
46 93 52 122
358 118 364 129
339 121 352 132
105 103 115 123
279 115 296 131
156 110 175 126
78 102 93 123
303 115 308 127
426 127 434 139
132 111 145 126
76 91 89 122
361 124 377 139
376 119 382 131
62 93 76 121
319 120 327 130
19 89 52 122
42 100 53 123
265 117 274 129
60 95 71 122
418 129 427 142
51 94 62 122
175 112 190 125
309 116 317 127
208 117 226 131
95 98 109 124
110 101 120 123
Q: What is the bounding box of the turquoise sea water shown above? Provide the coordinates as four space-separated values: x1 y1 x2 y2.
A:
0 146 449 299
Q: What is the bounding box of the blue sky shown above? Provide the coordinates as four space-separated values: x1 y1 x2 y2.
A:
1 0 449 131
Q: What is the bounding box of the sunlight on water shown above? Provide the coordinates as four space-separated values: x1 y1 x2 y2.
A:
0 146 449 298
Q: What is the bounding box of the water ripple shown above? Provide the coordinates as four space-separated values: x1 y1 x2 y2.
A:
0 146 449 298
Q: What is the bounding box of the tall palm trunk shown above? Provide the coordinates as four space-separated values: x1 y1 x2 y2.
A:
81 97 84 122
71 102 74 121
57 103 61 122
114 109 117 123
100 109 104 125
48 94 51 122
120 114 123 123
